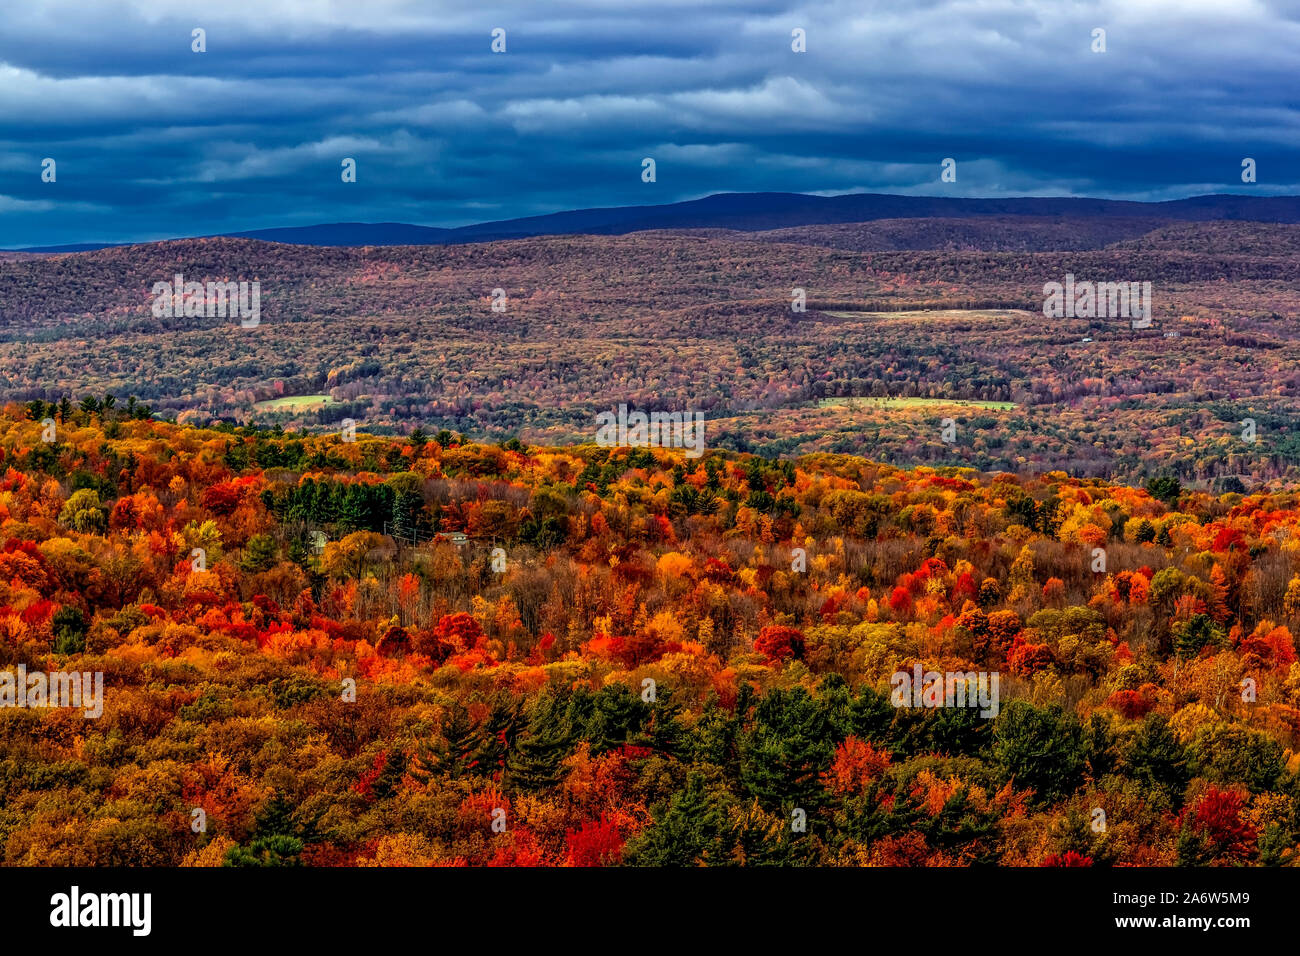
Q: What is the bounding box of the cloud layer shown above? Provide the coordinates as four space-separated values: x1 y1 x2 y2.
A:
2 0 1298 246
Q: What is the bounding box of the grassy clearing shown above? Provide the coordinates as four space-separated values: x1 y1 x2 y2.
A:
821 309 1025 320
253 394 335 412
818 397 1017 411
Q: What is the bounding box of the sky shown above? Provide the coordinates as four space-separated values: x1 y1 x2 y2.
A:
2 0 1299 247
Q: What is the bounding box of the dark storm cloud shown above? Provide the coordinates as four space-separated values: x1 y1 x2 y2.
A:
1 0 1298 246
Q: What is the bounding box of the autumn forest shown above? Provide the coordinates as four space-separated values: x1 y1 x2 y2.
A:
2 391 1299 868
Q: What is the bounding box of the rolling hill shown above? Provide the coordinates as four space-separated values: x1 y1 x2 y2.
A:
14 191 1300 253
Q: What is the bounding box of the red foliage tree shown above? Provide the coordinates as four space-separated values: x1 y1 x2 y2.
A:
1007 638 1054 676
1041 850 1093 866
753 625 805 663
1180 787 1258 865
565 814 624 866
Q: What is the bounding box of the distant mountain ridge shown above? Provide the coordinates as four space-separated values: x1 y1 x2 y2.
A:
15 191 1300 252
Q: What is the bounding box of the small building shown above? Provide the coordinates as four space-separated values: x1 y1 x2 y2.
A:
436 531 469 547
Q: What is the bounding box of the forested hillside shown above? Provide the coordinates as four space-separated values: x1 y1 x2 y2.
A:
2 220 1300 484
2 405 1299 866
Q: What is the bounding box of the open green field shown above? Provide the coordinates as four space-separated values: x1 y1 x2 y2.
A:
818 397 1017 411
252 394 335 412
821 309 1028 320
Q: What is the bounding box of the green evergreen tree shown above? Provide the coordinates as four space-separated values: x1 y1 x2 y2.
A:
223 835 303 867
506 695 574 791
412 703 478 781
240 533 278 573
731 799 823 866
252 793 298 839
992 701 1086 806
52 607 88 655
224 794 304 866
470 696 523 778
1123 713 1189 809
1083 712 1119 778
1145 475 1182 508
337 486 365 533
1173 613 1226 659
1189 724 1283 793
583 683 650 753
738 686 835 812
623 772 734 866
371 748 408 801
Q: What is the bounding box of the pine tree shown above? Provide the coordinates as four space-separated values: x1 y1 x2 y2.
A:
411 703 478 781
338 486 366 533
586 683 649 753
223 834 303 867
1146 475 1182 508
731 799 817 866
253 793 298 839
623 772 733 866
390 489 425 542
738 686 835 813
371 748 408 801
506 695 574 790
992 701 1086 807
470 697 523 778
240 533 278 573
